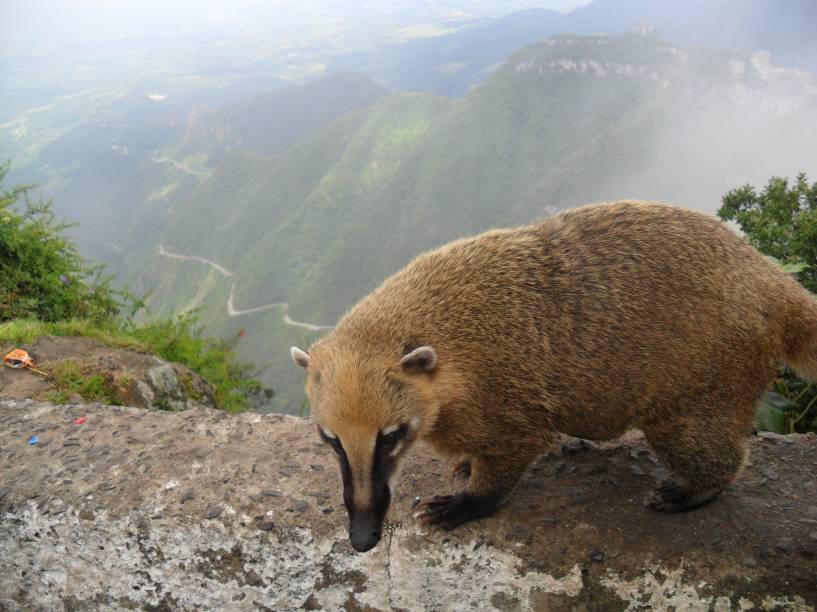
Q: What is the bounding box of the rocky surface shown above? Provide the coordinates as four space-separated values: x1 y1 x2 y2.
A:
0 336 215 410
0 399 815 611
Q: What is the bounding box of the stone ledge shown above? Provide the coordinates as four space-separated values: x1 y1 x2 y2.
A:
0 400 815 610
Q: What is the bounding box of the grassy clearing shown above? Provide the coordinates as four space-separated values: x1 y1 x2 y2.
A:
0 318 147 351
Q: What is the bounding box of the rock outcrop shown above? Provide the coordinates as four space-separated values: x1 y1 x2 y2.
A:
0 400 815 610
0 336 215 410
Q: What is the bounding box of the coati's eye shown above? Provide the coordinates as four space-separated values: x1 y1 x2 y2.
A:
378 424 408 454
318 427 342 454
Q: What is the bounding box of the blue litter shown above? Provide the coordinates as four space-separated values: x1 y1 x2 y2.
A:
28 435 38 445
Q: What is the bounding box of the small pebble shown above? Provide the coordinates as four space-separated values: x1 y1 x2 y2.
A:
775 538 792 552
204 505 223 519
256 520 274 531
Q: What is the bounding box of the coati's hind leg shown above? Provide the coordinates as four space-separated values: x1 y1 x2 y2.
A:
642 403 752 513
417 447 540 530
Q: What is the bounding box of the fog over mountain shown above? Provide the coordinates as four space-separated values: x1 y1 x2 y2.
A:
2 0 815 411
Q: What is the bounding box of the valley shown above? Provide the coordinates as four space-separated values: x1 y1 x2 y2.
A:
3 1 817 413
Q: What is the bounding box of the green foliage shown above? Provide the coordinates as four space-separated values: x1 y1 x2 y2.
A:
0 164 271 412
0 161 121 323
127 313 273 413
718 173 817 293
719 174 817 433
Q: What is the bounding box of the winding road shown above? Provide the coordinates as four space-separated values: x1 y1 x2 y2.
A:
157 245 234 277
157 246 333 331
151 155 212 178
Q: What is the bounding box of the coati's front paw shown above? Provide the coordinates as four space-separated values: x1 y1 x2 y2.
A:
414 493 497 530
646 480 719 513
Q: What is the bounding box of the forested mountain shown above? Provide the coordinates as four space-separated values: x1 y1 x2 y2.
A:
180 72 386 159
119 33 817 411
27 73 386 270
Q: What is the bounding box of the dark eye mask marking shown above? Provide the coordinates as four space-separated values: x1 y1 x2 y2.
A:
377 423 408 454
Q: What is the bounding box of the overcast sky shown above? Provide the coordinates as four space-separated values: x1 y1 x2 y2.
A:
0 1 591 54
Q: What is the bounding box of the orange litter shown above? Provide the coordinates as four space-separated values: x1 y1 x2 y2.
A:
3 349 48 377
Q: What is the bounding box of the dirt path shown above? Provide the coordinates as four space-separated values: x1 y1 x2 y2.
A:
1 400 815 610
157 247 333 331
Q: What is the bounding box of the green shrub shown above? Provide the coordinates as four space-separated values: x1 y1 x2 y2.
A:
719 173 816 292
127 314 273 412
718 174 817 433
0 161 121 323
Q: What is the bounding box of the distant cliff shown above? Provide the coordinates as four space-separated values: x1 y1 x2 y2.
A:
1 400 815 610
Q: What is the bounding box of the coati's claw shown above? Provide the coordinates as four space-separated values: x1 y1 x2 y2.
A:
417 494 472 530
452 460 472 479
646 480 719 513
646 480 686 512
415 493 497 530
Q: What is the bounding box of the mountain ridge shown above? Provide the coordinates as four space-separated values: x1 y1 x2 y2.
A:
129 32 817 411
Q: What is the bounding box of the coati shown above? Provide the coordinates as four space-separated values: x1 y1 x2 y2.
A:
291 201 817 552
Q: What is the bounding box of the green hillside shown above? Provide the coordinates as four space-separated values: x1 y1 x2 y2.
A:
181 72 386 159
127 33 817 412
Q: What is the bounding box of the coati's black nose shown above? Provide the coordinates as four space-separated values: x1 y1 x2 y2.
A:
349 526 381 552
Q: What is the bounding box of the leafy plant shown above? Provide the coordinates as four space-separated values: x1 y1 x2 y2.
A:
719 173 817 292
0 161 122 323
126 313 273 412
719 174 817 433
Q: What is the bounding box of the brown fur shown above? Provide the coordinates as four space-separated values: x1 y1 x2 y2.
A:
300 201 817 521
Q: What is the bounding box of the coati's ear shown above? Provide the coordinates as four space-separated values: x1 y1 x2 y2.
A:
290 346 311 368
400 346 437 373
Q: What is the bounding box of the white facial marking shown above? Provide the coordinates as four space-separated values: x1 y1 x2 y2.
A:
389 440 405 458
382 424 400 435
409 415 421 430
320 426 336 439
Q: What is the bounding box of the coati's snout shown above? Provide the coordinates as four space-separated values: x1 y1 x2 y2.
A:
291 344 436 552
319 423 406 552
